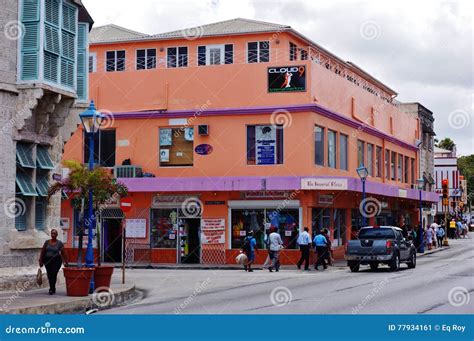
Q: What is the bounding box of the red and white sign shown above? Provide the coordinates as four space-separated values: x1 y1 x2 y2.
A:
201 218 225 244
301 178 348 190
120 197 132 213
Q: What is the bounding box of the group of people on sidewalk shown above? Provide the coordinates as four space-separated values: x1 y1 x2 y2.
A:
241 227 333 272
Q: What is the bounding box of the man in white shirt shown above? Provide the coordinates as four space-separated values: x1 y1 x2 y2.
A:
268 227 283 272
297 227 312 270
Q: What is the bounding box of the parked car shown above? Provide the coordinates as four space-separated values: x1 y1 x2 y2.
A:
345 226 416 272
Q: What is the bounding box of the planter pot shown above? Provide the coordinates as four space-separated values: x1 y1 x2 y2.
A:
63 267 94 297
94 265 114 291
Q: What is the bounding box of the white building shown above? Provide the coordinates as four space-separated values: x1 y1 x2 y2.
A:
434 146 461 218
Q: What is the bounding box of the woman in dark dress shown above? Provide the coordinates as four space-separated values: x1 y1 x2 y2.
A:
39 229 68 295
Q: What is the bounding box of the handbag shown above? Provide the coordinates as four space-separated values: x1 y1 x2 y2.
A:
36 268 43 286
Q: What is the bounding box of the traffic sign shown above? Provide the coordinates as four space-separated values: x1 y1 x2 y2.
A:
120 197 132 214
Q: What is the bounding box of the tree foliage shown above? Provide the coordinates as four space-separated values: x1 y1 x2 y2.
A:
436 137 456 151
458 155 474 205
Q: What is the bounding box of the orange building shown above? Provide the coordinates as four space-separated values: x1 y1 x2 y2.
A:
61 18 438 265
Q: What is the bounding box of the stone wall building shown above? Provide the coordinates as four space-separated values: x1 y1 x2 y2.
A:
399 102 436 226
0 0 92 268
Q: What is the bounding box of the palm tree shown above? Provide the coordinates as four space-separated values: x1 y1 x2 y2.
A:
436 137 456 151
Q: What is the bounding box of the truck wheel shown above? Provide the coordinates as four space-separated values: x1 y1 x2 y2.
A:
348 261 360 272
370 263 379 271
389 253 400 272
407 252 416 269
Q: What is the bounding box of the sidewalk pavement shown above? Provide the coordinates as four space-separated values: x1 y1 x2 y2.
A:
0 276 138 314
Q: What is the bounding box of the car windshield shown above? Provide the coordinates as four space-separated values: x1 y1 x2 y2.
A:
359 228 395 239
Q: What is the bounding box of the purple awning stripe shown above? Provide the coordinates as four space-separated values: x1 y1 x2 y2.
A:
111 103 419 152
118 175 439 202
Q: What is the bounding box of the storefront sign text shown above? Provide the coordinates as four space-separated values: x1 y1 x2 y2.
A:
244 191 289 199
301 178 348 190
201 218 225 244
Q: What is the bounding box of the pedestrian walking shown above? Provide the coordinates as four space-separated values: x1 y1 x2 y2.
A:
262 229 271 269
425 226 433 250
448 219 456 239
242 231 257 272
296 227 311 270
38 229 68 295
268 227 283 272
436 225 445 247
321 228 333 266
313 231 328 270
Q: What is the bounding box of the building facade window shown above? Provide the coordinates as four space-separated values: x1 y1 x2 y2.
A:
84 129 116 167
88 52 96 73
385 149 390 180
357 140 365 167
398 154 403 182
247 125 283 165
411 158 415 185
367 143 374 176
376 146 382 177
391 151 396 180
231 209 299 250
315 126 324 166
404 156 409 184
339 133 348 171
327 130 336 168
167 47 187 68
300 49 308 60
247 41 269 63
106 50 125 72
289 42 297 61
137 48 156 69
197 44 233 66
159 127 194 167
150 209 178 248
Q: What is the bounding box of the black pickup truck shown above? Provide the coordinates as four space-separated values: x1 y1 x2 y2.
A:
345 226 417 272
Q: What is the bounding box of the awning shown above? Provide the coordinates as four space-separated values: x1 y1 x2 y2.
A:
36 146 54 169
16 172 37 196
100 208 124 219
16 143 35 168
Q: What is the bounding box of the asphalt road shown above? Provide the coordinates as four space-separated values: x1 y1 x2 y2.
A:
103 235 473 314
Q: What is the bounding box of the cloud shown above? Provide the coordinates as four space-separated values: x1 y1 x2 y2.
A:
82 0 473 155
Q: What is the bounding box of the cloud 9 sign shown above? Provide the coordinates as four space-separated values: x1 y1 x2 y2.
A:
268 65 306 92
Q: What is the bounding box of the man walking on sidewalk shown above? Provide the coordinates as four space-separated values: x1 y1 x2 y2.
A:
313 231 328 270
268 227 283 272
297 227 312 270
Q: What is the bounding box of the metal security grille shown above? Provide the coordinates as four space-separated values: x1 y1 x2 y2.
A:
201 244 226 264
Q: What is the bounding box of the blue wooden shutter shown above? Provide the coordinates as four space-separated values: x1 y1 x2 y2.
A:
76 23 88 101
62 3 76 33
20 0 40 80
35 199 46 230
44 52 59 82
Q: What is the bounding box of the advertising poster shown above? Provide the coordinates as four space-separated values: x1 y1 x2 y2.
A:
160 149 169 162
268 65 306 92
201 218 225 244
255 126 276 165
159 128 172 146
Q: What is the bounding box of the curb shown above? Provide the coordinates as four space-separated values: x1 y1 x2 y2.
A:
1 285 138 315
417 246 450 257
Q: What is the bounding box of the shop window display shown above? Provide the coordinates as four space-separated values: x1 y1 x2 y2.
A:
150 209 178 248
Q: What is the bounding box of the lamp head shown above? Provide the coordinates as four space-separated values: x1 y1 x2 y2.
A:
79 100 104 134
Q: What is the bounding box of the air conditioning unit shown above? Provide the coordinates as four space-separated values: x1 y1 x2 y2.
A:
198 124 209 136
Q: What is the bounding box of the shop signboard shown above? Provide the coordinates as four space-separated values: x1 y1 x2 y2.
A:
255 125 276 165
244 191 289 199
201 218 225 244
318 194 334 205
268 65 306 92
301 178 348 190
125 219 147 238
152 194 201 207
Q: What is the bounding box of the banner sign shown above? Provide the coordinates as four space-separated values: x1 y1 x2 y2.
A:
201 218 225 244
125 219 147 238
301 178 348 190
256 125 276 165
268 65 306 92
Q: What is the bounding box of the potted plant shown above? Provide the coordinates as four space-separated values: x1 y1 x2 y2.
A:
48 160 128 295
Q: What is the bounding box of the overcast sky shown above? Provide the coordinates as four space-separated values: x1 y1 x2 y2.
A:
82 0 473 156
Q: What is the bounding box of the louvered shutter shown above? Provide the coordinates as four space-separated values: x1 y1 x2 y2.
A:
60 58 74 87
76 23 88 100
35 199 46 230
20 0 40 80
62 3 76 33
44 52 59 82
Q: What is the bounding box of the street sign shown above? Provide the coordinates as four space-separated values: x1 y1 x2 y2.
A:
120 197 132 214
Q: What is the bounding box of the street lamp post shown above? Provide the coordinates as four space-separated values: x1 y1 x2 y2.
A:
417 178 425 253
356 164 369 227
79 101 104 270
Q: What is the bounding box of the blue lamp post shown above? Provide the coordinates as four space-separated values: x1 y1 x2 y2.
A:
356 164 369 227
417 178 425 253
79 100 104 268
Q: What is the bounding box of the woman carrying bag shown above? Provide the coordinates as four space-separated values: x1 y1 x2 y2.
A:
39 229 68 295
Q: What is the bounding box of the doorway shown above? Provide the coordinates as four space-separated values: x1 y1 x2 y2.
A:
180 218 201 264
103 218 123 263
